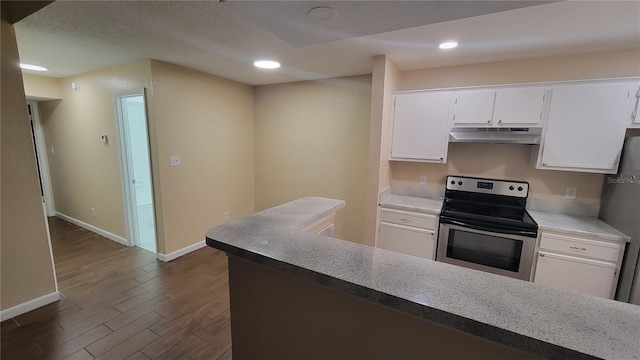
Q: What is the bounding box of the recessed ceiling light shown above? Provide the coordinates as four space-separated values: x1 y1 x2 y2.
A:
254 60 281 69
20 63 48 71
438 41 458 50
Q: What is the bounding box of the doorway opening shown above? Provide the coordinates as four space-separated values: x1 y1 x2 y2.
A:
27 101 55 217
114 89 157 253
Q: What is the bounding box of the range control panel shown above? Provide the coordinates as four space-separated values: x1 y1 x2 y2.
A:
446 176 529 198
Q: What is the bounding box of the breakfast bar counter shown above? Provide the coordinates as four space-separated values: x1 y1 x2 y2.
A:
205 197 640 360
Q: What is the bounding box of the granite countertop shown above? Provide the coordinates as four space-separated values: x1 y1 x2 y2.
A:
379 192 629 243
378 193 443 215
206 197 640 360
529 211 630 243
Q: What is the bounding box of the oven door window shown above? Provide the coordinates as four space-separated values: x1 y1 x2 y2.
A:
446 229 523 272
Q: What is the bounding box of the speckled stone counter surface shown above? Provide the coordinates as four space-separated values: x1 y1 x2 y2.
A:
378 192 443 215
206 197 640 360
379 192 628 243
529 210 630 242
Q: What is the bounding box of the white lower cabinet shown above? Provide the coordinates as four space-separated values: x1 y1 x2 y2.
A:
378 209 437 260
533 232 623 299
534 251 617 299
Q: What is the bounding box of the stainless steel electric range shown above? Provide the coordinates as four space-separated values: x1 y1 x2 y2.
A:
436 176 538 281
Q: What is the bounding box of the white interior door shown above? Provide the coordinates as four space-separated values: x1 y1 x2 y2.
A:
27 101 55 217
115 89 157 253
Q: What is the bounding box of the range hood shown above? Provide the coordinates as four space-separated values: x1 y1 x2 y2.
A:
449 127 542 144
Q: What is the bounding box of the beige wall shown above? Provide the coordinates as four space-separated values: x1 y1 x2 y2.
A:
392 144 604 204
150 60 255 254
254 75 371 243
1 18 57 310
35 59 255 256
365 56 400 246
39 61 153 240
391 49 640 203
23 73 62 100
399 49 640 91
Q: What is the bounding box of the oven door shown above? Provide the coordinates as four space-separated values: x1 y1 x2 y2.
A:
437 219 536 281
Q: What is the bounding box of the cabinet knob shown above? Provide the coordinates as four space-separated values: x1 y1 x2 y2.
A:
439 157 443 161
543 162 548 166
487 120 491 123
400 218 411 223
498 120 502 124
540 254 545 257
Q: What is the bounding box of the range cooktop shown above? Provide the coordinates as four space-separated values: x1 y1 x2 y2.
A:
441 176 538 231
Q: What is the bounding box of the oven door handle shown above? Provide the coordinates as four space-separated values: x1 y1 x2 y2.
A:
440 218 537 237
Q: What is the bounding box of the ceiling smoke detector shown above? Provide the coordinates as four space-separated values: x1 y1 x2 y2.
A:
308 6 338 22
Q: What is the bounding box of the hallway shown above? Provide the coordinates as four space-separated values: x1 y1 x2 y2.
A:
1 217 232 360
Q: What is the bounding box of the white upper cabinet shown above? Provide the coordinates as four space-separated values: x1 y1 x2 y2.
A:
451 87 548 127
451 90 496 126
534 81 633 173
494 88 548 127
390 92 451 163
623 81 640 128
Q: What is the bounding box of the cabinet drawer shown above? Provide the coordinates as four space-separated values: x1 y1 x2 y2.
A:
380 209 436 230
539 233 621 262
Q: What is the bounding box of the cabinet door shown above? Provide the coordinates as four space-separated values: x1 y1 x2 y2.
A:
494 88 548 126
390 92 451 162
539 82 630 173
534 251 616 299
379 223 436 260
451 90 496 126
623 82 640 127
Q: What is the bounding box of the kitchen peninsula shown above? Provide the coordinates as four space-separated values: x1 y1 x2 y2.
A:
205 197 640 360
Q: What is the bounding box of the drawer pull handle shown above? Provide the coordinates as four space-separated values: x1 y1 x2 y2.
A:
569 246 587 251
400 218 411 223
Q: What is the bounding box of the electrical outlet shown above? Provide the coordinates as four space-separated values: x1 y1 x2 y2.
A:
91 208 95 217
224 212 230 221
169 155 181 167
419 176 427 185
565 187 577 200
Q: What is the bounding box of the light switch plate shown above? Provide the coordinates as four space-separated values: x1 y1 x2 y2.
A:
169 155 181 167
565 186 577 200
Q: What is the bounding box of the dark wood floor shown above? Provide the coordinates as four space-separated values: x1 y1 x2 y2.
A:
1 217 232 360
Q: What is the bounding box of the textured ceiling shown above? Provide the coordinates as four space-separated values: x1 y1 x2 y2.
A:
14 1 640 86
226 1 553 47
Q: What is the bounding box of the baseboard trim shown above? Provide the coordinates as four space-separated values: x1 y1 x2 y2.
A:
0 292 60 321
56 212 129 246
157 241 206 262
